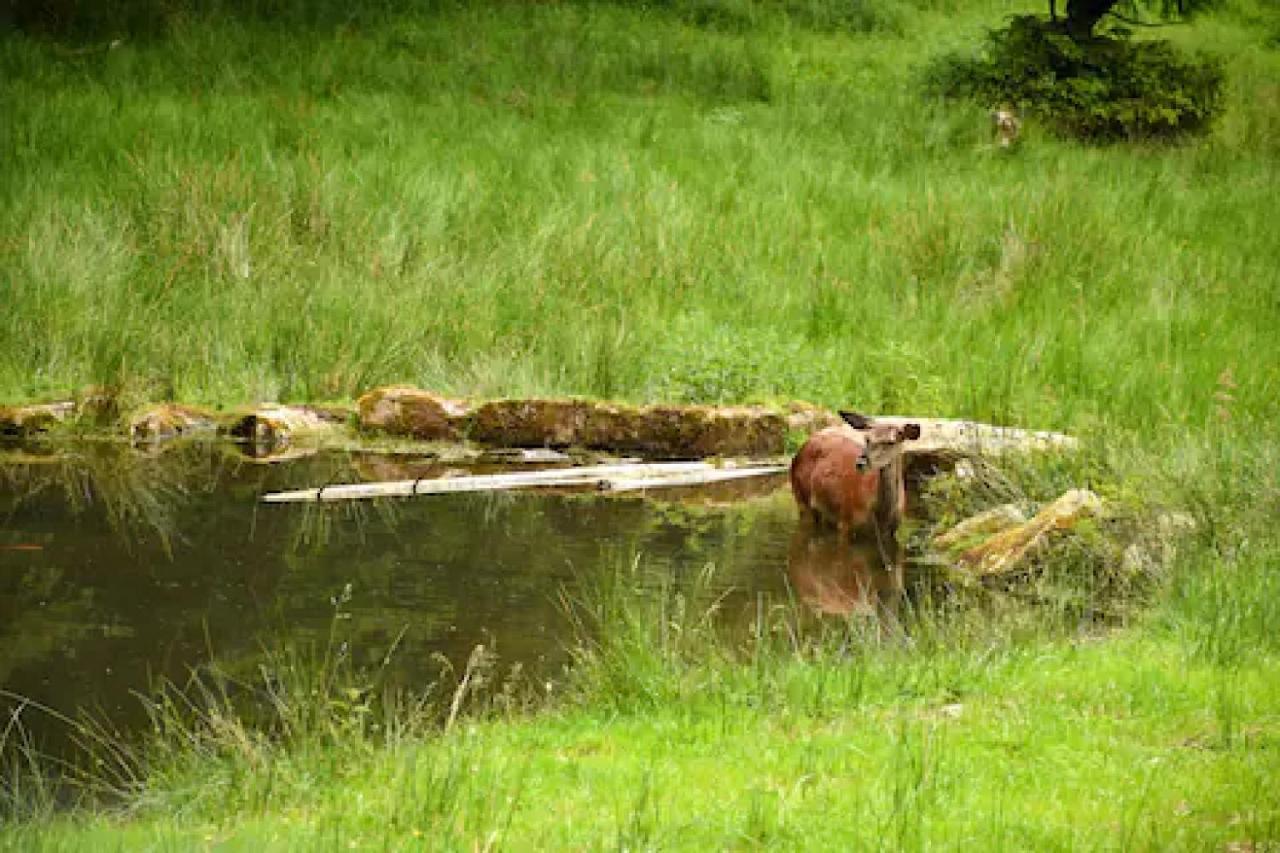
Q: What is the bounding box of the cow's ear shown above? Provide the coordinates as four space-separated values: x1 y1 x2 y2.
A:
839 410 872 430
903 423 922 440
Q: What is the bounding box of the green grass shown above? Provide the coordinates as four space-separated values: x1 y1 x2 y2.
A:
2 0 1277 427
2 0 1279 847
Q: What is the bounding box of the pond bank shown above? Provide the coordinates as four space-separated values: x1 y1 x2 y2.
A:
7 591 1279 850
1 387 816 458
2 386 1076 470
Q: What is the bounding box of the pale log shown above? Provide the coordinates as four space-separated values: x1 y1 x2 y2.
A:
261 461 718 503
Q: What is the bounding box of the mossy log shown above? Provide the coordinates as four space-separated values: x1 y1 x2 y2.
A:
357 386 467 441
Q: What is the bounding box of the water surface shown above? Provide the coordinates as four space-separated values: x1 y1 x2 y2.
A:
2 441 807 752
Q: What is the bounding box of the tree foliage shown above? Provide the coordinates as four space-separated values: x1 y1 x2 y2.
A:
927 8 1225 142
1052 0 1220 40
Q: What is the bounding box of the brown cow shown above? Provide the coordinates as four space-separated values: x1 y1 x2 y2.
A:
789 411 921 562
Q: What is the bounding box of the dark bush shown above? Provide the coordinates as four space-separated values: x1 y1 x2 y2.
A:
925 15 1225 142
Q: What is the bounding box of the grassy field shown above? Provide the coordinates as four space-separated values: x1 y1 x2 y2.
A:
2 0 1277 427
3 0 1280 848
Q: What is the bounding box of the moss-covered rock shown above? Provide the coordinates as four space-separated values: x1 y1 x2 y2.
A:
467 400 787 457
0 401 75 436
74 385 122 424
225 405 348 447
129 403 219 443
931 504 1028 552
628 405 787 458
357 386 467 441
578 403 649 451
355 387 786 457
949 488 1103 576
581 403 781 457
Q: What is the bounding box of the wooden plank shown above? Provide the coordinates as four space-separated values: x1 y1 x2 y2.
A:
261 461 717 503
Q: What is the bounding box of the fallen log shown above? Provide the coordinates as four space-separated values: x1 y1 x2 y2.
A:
876 416 1077 458
261 461 725 503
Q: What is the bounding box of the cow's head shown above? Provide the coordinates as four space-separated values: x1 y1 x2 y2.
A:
839 410 922 472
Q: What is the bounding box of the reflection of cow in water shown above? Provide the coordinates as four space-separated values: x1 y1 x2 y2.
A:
786 526 904 618
787 410 921 620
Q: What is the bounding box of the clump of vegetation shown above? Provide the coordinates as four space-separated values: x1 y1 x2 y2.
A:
927 14 1225 141
654 328 826 404
0 593 531 826
917 452 1189 626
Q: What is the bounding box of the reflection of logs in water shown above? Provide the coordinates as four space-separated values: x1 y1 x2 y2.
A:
786 526 904 619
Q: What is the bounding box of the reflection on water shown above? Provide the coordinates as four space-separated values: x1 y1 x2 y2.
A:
0 441 802 755
786 526 904 620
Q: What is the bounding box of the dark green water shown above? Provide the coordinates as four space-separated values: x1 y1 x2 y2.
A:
1 441 809 752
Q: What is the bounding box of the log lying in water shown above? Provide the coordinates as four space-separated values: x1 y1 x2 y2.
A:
261 461 784 503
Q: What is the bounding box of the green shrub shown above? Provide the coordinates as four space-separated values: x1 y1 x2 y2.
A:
926 15 1225 142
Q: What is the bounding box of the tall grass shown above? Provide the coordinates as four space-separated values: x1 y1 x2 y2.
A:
1 593 535 844
1 0 1276 435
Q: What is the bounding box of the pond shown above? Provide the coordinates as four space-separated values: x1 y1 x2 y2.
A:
3 440 912 756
